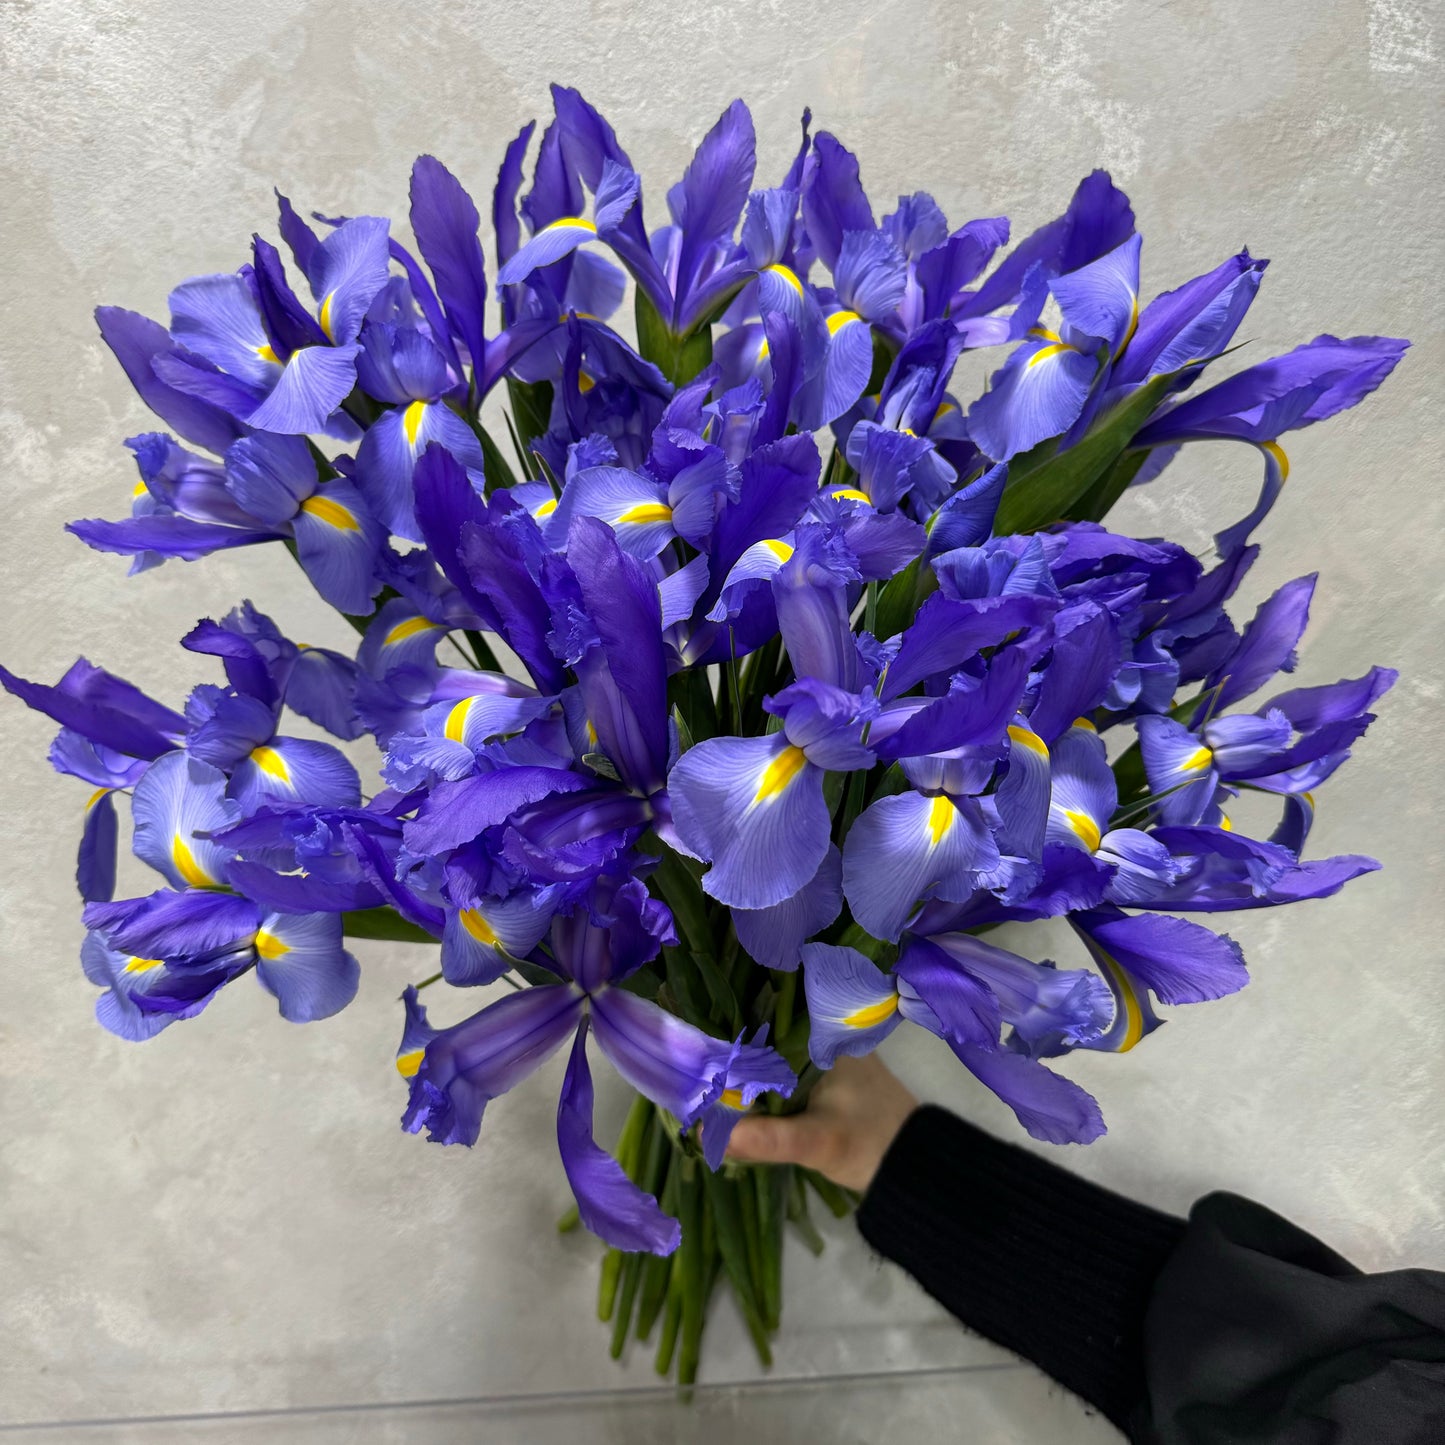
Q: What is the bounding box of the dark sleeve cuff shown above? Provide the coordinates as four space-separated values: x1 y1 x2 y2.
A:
857 1104 1186 1430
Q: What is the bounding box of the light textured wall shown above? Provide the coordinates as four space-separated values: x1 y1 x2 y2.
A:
0 1 1440 1438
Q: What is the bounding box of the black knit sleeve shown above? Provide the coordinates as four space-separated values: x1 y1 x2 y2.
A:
857 1106 1445 1443
856 1104 1185 1430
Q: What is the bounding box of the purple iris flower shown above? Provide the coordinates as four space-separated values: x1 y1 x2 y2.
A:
498 89 757 341
401 875 795 1253
1137 575 1395 824
159 215 392 436
179 606 362 814
70 431 385 615
801 942 1105 1145
1136 333 1408 554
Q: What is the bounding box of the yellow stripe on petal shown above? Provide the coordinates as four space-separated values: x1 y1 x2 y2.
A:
254 929 289 960
132 480 149 498
615 502 673 526
1028 342 1075 368
300 494 359 530
1028 326 1065 344
402 399 428 447
1100 955 1145 1053
533 497 558 519
384 616 441 646
1179 745 1214 774
256 343 280 365
547 216 597 234
763 263 804 297
844 994 899 1029
926 795 957 847
761 538 794 563
577 371 595 394
718 1088 746 1110
1063 808 1102 853
395 1048 425 1078
1007 725 1048 756
444 697 474 744
1072 716 1097 732
826 309 862 335
250 745 291 782
753 745 807 804
318 292 335 342
1218 812 1234 832
172 834 215 889
458 908 499 947
829 487 872 504
1116 295 1139 356
85 786 111 811
1260 439 1290 482
123 956 165 974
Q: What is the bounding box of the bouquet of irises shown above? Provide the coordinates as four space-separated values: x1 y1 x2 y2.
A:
3 88 1406 1382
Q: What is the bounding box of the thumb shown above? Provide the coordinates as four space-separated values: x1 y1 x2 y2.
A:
725 1113 829 1170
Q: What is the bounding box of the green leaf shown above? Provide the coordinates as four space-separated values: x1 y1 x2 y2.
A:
476 421 519 494
635 288 713 386
873 556 938 643
341 909 438 944
1064 446 1151 523
505 376 553 455
993 369 1180 535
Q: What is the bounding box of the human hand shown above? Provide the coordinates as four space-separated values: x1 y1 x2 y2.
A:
724 1054 919 1193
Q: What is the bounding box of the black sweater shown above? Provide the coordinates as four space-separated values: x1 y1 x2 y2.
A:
857 1105 1445 1442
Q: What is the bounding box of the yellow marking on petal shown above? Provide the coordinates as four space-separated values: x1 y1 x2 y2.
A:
85 787 111 811
124 956 165 974
256 343 280 364
1302 791 1315 807
1072 716 1097 732
829 487 871 504
763 263 804 297
254 929 289 960
1028 342 1075 367
548 216 597 234
719 1087 746 1110
758 336 771 361
533 498 558 519
132 480 149 498
761 538 794 563
844 994 900 1029
826 309 862 335
1260 439 1290 482
1116 295 1139 356
585 719 598 747
1218 812 1234 831
171 834 215 889
250 745 291 782
384 616 441 647
1101 956 1145 1052
577 371 595 393
300 494 359 530
395 1047 425 1078
1063 808 1102 853
1028 326 1064 343
1179 745 1214 774
1007 725 1048 756
934 401 957 419
615 501 673 526
458 908 499 947
402 399 428 446
753 744 807 804
926 795 957 847
318 292 335 341
444 697 474 744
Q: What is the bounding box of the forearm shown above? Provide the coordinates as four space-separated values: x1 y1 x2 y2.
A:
857 1104 1185 1431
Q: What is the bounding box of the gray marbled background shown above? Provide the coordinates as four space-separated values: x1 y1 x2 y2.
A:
0 1 1439 1439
